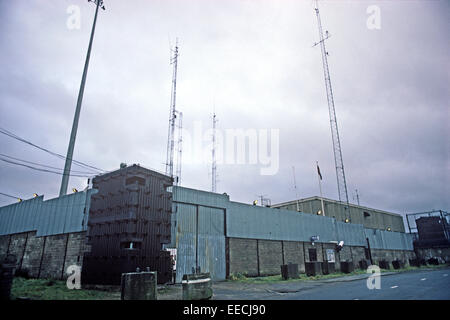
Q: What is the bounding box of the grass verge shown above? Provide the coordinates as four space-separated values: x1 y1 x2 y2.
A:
11 277 120 300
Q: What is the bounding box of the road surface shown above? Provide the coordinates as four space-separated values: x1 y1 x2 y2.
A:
212 267 450 300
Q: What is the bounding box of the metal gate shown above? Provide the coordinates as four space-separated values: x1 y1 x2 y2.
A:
175 203 225 283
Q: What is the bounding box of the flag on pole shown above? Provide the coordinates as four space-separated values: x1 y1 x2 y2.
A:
317 163 322 180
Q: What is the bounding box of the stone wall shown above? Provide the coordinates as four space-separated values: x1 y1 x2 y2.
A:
21 232 45 278
282 241 305 273
258 240 283 276
0 231 87 280
415 247 450 263
228 237 258 276
227 237 416 277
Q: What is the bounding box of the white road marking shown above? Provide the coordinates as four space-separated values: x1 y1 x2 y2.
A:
353 298 359 300
420 278 426 281
443 274 448 277
390 286 398 289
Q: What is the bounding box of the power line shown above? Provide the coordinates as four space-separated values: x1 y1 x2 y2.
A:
0 153 97 175
0 157 94 178
0 192 20 200
0 127 104 173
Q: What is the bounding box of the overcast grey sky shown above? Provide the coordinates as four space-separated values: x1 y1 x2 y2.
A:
0 0 448 222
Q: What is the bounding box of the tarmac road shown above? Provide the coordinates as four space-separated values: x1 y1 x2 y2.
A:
212 267 450 300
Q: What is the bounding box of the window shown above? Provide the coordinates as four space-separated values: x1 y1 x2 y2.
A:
120 241 142 250
308 248 317 262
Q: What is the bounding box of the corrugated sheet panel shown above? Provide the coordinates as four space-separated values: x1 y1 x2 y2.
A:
364 228 414 250
173 186 229 208
174 203 226 282
175 203 197 283
197 206 225 281
335 221 366 246
0 189 96 237
0 196 41 235
226 201 338 243
173 187 413 251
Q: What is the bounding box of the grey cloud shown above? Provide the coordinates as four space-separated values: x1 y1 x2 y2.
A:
0 1 448 222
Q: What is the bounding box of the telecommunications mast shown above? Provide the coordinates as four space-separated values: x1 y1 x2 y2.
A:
313 0 350 220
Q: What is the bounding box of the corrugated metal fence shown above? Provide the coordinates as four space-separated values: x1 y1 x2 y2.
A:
172 186 414 281
0 189 96 237
172 187 226 283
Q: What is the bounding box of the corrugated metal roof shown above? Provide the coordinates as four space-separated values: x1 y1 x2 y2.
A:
0 189 97 237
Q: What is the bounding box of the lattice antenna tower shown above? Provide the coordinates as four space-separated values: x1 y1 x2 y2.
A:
292 166 300 211
175 111 183 186
165 41 179 179
211 112 218 192
354 189 360 206
313 0 350 218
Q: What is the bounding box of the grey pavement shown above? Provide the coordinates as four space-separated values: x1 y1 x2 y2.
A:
211 267 450 300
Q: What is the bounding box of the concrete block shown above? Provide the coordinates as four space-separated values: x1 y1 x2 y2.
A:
0 254 16 300
258 240 282 276
358 260 369 270
378 260 390 269
182 273 212 300
121 272 157 300
409 258 420 267
321 262 335 275
282 241 305 273
305 262 322 276
281 263 299 280
340 261 354 273
228 238 258 277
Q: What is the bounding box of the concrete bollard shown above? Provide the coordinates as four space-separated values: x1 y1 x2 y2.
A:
392 260 404 269
305 262 322 276
358 260 369 270
340 261 354 273
182 272 212 300
0 254 17 301
281 263 299 279
121 271 157 300
378 260 390 270
409 258 420 267
321 262 335 275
